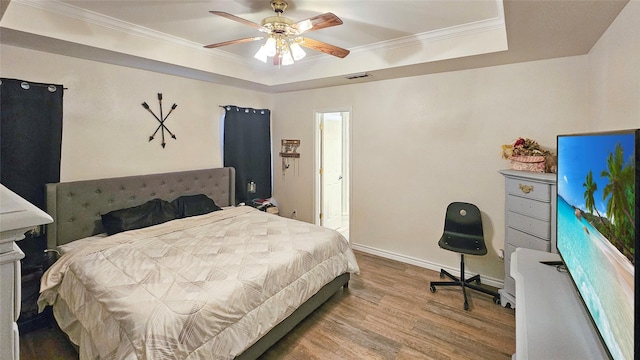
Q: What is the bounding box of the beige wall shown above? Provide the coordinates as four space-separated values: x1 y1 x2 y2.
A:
271 0 639 283
587 0 640 131
0 0 637 285
0 45 271 181
272 56 589 282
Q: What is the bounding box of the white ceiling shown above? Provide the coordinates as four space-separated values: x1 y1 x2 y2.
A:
0 0 629 93
59 0 502 58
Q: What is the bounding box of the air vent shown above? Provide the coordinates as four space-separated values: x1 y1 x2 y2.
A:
345 72 371 80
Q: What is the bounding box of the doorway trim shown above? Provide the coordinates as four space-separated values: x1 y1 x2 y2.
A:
314 107 352 234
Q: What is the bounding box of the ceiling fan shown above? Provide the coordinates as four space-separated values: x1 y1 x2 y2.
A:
204 0 350 66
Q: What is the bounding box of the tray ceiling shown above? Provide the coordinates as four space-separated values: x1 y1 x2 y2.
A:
0 0 628 93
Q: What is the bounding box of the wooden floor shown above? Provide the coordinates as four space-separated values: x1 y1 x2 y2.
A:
20 251 515 360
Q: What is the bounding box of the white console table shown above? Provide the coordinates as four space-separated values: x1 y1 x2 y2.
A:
511 248 609 360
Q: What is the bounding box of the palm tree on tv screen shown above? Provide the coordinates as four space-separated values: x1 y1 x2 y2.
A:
601 143 635 263
602 143 635 227
583 170 598 217
581 143 635 264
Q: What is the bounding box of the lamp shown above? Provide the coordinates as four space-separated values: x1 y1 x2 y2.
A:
253 36 306 65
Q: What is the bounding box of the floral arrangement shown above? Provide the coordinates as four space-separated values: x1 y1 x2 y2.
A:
501 137 552 159
501 137 556 173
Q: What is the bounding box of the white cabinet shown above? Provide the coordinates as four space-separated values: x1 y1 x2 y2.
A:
511 248 608 359
0 245 23 360
0 185 52 360
499 170 556 308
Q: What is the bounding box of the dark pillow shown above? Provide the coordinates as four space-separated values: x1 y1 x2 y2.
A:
171 194 222 218
101 198 178 235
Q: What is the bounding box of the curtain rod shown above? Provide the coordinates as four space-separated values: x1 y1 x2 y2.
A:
219 105 269 111
0 80 68 92
20 82 68 92
220 106 269 115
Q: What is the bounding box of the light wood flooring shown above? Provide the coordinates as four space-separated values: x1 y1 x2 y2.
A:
20 251 515 360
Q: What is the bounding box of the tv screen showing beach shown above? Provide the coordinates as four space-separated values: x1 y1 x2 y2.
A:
557 132 635 360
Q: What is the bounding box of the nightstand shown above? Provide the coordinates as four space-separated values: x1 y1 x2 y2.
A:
17 236 53 333
248 199 278 215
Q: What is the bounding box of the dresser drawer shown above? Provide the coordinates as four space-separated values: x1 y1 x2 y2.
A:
505 177 552 202
506 227 550 251
506 211 551 239
506 195 551 221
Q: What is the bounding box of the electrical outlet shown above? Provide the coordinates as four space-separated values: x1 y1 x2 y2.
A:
292 209 297 218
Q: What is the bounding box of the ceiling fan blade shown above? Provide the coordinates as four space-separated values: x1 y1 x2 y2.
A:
204 37 264 49
300 38 350 58
209 11 270 33
296 12 343 34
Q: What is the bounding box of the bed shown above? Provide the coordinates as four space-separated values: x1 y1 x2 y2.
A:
37 167 359 359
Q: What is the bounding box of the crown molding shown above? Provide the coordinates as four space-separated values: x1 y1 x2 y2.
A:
13 0 260 68
16 0 201 49
348 17 505 57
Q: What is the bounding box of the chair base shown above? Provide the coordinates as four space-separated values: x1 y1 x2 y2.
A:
430 255 501 311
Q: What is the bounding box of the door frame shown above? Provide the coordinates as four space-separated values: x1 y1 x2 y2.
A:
313 107 352 228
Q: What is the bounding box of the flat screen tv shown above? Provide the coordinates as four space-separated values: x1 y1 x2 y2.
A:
557 129 639 360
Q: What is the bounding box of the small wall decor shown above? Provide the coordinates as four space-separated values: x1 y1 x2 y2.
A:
141 93 177 148
280 139 300 177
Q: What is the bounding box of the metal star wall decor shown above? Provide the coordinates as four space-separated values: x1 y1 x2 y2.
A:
141 93 177 148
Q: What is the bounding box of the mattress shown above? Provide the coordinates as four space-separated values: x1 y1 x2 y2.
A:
38 206 359 359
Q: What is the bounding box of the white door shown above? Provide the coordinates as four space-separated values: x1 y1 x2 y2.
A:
321 113 343 230
316 110 350 237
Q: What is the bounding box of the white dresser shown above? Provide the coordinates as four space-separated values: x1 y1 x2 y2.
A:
0 185 52 360
498 170 557 308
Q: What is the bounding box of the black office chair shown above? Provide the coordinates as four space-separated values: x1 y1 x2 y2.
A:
429 202 501 310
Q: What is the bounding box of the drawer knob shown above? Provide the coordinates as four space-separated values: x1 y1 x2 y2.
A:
519 184 534 194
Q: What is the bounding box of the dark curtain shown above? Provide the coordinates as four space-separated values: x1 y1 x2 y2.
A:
223 105 271 204
0 78 63 210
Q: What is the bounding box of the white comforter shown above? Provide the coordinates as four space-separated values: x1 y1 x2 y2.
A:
38 206 359 360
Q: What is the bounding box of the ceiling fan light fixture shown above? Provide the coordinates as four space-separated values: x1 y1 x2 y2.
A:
205 1 349 65
264 37 277 57
254 45 268 63
296 19 312 33
280 50 294 65
290 42 306 61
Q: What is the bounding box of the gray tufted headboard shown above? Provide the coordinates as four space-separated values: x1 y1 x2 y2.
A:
45 167 235 248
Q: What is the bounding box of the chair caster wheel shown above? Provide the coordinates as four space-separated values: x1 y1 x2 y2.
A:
429 285 436 293
493 296 501 305
439 271 445 279
464 302 469 311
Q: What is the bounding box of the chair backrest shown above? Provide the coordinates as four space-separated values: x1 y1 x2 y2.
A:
438 202 487 255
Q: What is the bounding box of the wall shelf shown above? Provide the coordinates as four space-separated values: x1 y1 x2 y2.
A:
279 152 300 158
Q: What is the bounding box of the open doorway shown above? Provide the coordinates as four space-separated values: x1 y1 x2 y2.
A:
315 109 350 240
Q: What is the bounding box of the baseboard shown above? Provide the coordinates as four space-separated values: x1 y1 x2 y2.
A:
350 243 504 289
